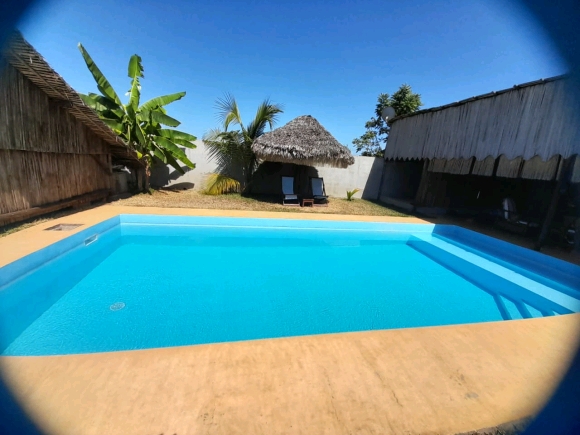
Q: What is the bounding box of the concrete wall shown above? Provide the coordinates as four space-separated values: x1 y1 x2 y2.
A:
151 141 383 200
250 157 382 199
378 160 424 202
317 156 383 199
150 140 217 190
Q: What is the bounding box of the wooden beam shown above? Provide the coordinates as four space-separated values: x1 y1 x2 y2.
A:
0 189 110 227
534 156 573 250
413 159 430 206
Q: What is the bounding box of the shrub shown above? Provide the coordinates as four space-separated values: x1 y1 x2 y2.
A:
346 188 361 201
203 173 241 195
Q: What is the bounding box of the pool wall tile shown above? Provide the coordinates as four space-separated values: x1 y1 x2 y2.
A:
119 214 436 233
0 226 123 352
0 216 120 288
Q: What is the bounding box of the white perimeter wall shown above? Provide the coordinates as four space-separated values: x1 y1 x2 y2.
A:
150 141 383 200
315 156 383 199
150 140 217 190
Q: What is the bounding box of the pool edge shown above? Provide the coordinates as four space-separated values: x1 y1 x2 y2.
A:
0 205 430 269
1 313 579 435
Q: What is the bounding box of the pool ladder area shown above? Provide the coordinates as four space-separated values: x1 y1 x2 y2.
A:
492 293 551 320
407 234 580 320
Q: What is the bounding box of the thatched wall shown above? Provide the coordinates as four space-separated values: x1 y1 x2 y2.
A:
423 154 569 181
0 62 111 215
386 77 580 162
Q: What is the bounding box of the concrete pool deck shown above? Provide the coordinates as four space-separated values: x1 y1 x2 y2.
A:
1 205 579 434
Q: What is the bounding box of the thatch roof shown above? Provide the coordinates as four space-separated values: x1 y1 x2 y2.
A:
385 75 580 162
1 31 140 167
388 75 566 125
252 115 355 168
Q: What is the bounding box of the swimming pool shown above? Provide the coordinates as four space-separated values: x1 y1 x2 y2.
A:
1 215 579 356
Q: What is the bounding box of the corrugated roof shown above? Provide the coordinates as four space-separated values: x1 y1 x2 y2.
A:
1 31 140 166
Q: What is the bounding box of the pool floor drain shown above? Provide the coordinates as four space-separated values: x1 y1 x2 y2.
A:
110 302 125 311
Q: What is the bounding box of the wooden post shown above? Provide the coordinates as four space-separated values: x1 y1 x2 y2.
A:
534 156 573 251
413 159 430 206
136 167 144 192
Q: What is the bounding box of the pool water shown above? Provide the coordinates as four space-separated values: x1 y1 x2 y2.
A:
1 216 579 356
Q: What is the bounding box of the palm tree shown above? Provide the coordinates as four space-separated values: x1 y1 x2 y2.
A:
203 94 283 194
77 43 197 190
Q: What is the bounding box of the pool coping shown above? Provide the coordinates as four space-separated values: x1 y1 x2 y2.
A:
1 314 579 435
0 205 429 269
1 205 579 434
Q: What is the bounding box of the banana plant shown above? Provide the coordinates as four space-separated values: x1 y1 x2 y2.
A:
77 43 197 190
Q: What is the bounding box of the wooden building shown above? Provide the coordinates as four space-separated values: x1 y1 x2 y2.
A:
378 76 580 247
0 32 139 226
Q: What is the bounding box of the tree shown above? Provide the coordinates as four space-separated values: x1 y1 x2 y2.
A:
77 43 197 190
352 84 422 157
203 94 283 194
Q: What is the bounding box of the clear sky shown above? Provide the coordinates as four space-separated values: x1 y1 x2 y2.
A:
18 0 565 152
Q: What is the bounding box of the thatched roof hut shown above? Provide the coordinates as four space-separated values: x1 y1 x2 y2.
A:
252 115 355 168
0 32 141 225
2 32 139 167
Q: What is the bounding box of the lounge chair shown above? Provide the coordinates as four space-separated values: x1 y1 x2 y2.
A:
311 177 329 206
494 197 540 235
282 176 299 206
502 197 518 221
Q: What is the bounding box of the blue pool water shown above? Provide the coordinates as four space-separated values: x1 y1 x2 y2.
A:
1 215 579 356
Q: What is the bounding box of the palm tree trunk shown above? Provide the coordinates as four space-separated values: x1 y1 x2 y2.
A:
242 161 255 194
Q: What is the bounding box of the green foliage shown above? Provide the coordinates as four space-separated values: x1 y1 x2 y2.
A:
352 84 422 157
203 94 283 192
203 173 241 195
77 43 197 181
346 188 361 201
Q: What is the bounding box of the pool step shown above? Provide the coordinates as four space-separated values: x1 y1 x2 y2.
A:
432 233 580 302
492 294 553 320
433 227 580 293
498 297 525 320
408 235 579 316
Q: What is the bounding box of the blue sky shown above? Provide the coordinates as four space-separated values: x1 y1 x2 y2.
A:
18 0 565 152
